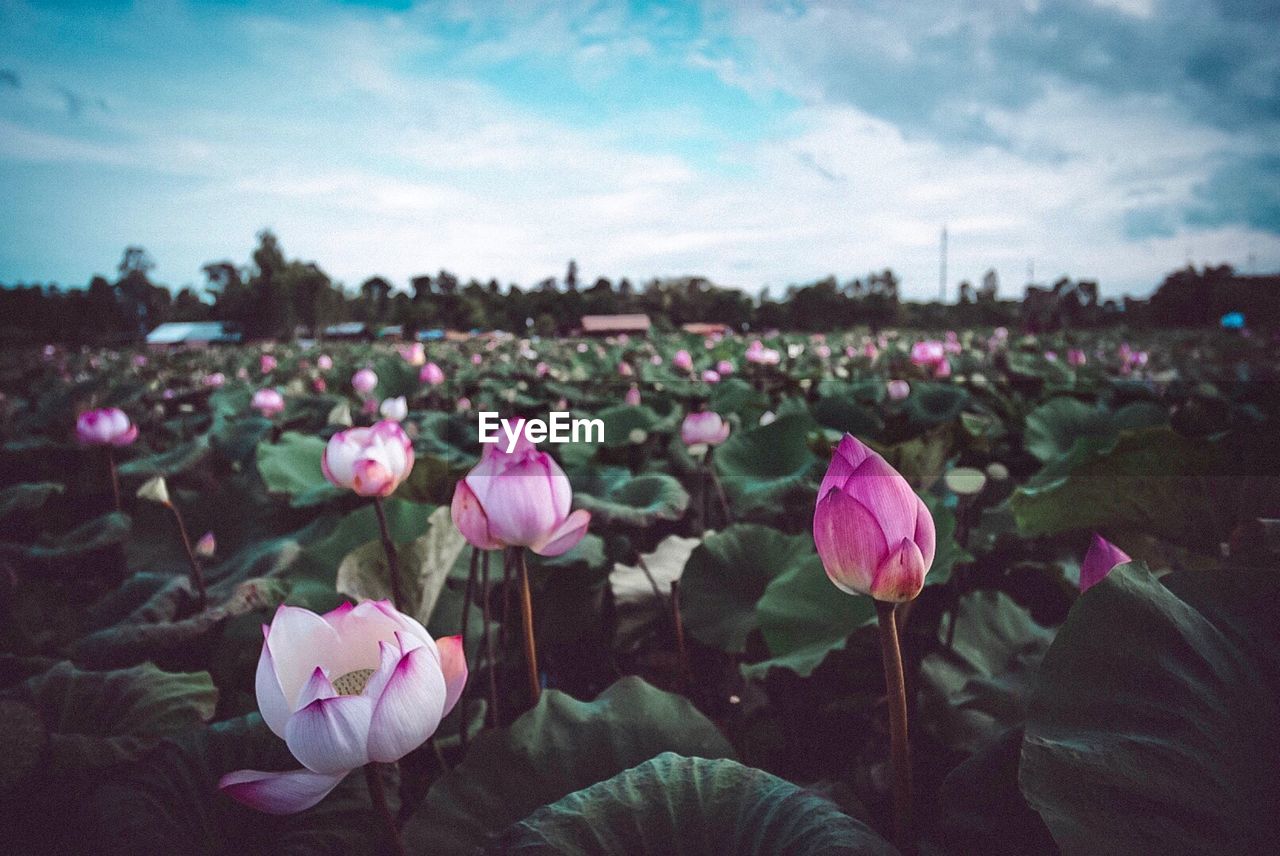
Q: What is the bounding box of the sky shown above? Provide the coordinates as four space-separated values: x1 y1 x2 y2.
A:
1 0 1278 300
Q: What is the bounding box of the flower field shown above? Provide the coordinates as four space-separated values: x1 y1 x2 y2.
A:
1 327 1277 855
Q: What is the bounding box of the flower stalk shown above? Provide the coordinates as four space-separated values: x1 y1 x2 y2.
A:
364 763 406 856
876 600 913 855
515 547 541 704
372 496 405 612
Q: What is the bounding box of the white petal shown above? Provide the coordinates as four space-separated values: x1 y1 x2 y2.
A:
284 694 373 775
366 644 447 763
219 768 347 815
254 630 292 738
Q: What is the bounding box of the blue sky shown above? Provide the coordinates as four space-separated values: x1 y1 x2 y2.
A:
2 0 1277 298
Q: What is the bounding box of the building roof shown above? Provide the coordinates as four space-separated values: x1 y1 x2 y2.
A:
681 322 730 335
323 322 369 337
580 314 652 333
145 322 240 344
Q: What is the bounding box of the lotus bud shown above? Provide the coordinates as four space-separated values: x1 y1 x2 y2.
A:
813 434 936 602
352 368 378 395
195 531 216 559
322 421 415 497
1080 533 1130 592
252 388 285 417
76 407 138 446
137 475 171 506
379 396 408 422
680 411 730 447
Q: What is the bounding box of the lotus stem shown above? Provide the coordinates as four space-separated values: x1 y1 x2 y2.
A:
671 580 692 692
481 550 499 727
372 497 405 611
107 448 121 513
516 547 541 704
458 546 479 748
168 500 207 611
876 600 914 855
364 763 406 856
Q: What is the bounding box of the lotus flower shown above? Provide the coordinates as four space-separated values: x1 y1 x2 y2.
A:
450 435 590 556
195 531 216 559
322 421 414 497
910 341 948 377
260 354 277 374
456 397 472 412
701 369 721 384
317 355 333 370
402 343 426 366
1067 348 1087 367
352 368 378 394
76 408 138 446
673 350 693 372
1080 533 1130 592
625 385 641 406
813 434 936 602
252 388 286 417
716 360 734 375
471 353 483 366
887 379 910 401
379 396 408 422
680 411 730 446
420 362 445 386
218 601 466 814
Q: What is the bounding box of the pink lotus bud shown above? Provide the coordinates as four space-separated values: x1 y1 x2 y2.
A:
1067 348 1087 367
420 363 445 386
716 360 734 375
1045 351 1058 362
650 354 663 366
456 397 472 412
673 350 693 372
910 341 946 370
816 345 831 359
352 369 378 394
618 362 634 377
362 397 379 416
934 358 951 378
252 388 286 417
625 385 641 406
887 379 910 401
450 435 590 556
864 342 879 360
260 354 278 374
813 434 936 602
195 531 216 558
317 355 333 370
132 354 148 368
322 421 415 497
203 372 226 388
536 362 549 378
471 353 483 366
313 377 327 393
219 602 465 814
680 411 730 446
701 369 721 384
162 388 175 400
76 408 138 446
379 396 408 422
1080 533 1130 592
237 367 250 380
402 343 426 366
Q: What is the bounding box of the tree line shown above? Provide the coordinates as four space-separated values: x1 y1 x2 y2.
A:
0 230 1269 346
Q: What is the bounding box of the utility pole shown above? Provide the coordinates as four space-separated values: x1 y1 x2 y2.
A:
939 225 947 303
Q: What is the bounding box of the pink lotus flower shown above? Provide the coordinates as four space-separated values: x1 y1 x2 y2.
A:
887 379 911 401
863 342 879 360
680 411 730 446
816 345 832 359
716 360 734 375
450 436 590 556
352 369 378 395
420 362 445 386
673 350 693 372
650 354 663 366
813 434 936 602
317 355 333 371
322 421 414 497
313 377 327 393
625 385 641 406
536 362 549 378
702 369 721 384
203 372 226 388
402 343 425 366
911 341 946 368
1080 533 1130 592
132 354 148 368
618 362 634 377
252 388 286 417
456 397 471 412
471 353 483 366
76 408 138 446
219 601 465 814
1067 348 1087 367
260 354 277 374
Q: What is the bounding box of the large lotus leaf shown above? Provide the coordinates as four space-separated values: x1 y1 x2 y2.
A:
416 412 483 465
919 591 1053 754
84 713 382 855
594 404 662 447
4 661 216 772
0 481 63 519
491 754 896 855
255 431 344 507
299 499 435 577
393 452 467 505
9 511 131 559
71 577 288 669
611 534 701 652
680 525 810 654
117 436 212 478
210 415 274 466
402 677 736 855
574 471 689 526
902 383 968 430
743 552 876 679
1023 397 1167 463
814 394 883 437
708 378 769 422
1019 562 1280 855
713 412 820 512
1009 428 1224 550
335 505 467 626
